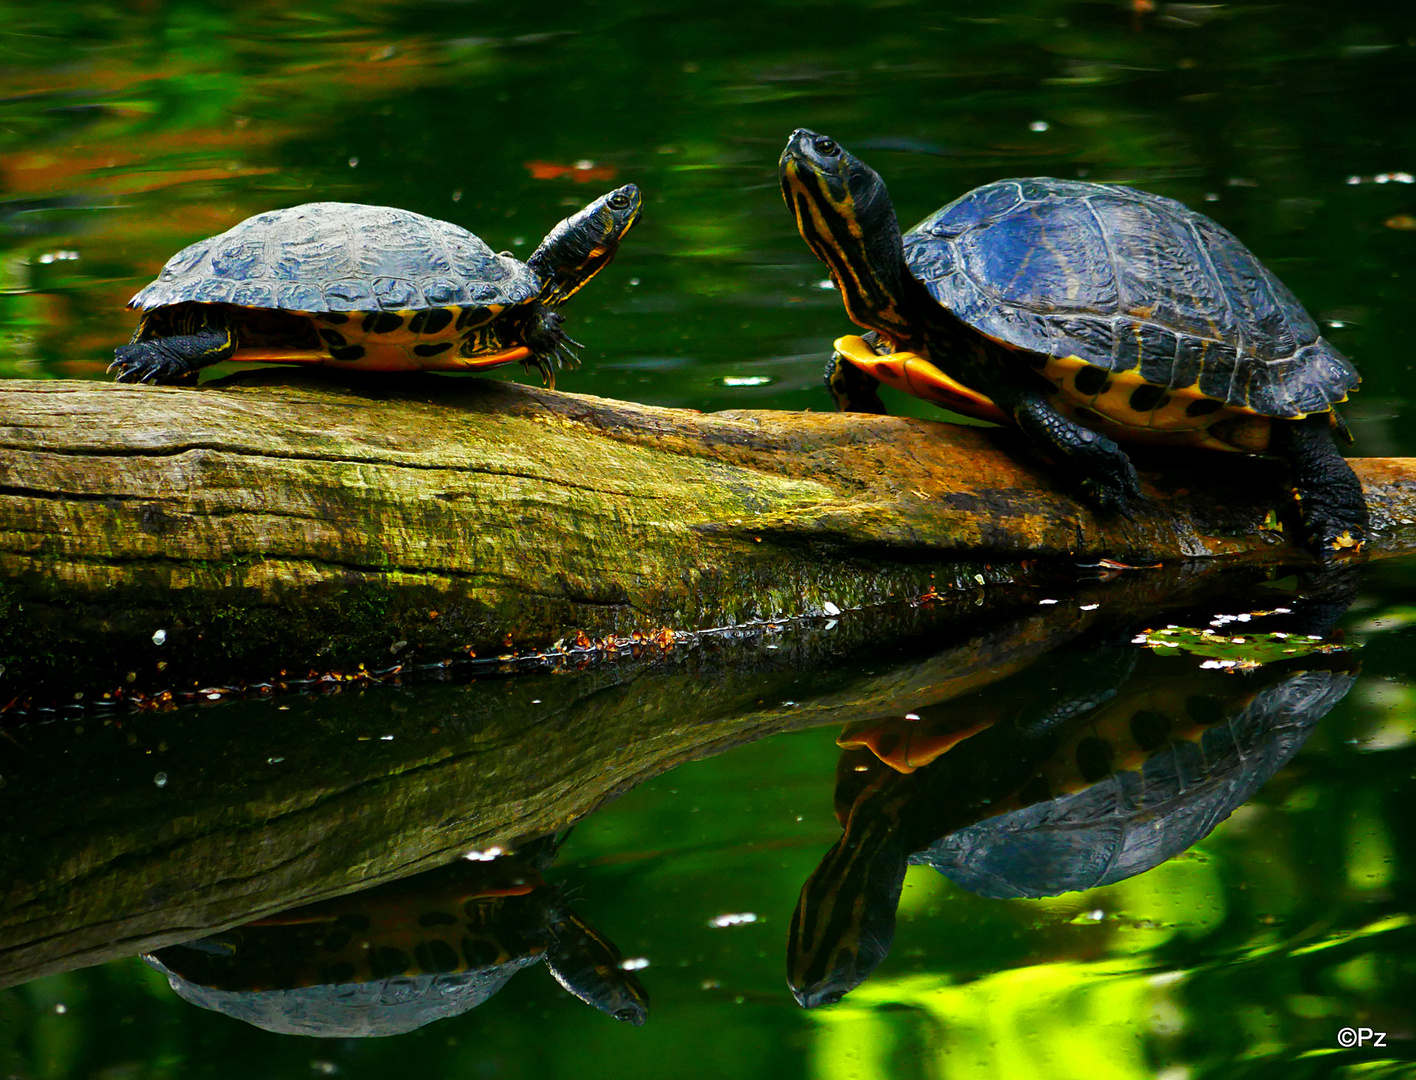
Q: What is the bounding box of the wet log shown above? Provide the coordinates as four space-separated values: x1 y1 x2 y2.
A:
1 373 1414 696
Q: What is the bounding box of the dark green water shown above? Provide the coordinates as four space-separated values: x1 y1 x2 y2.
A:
2 1 1416 1077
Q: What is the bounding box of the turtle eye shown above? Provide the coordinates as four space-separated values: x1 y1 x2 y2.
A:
607 192 632 210
813 136 839 157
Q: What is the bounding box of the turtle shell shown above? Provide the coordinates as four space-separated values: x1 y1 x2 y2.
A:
902 179 1358 420
144 952 537 1038
130 202 541 314
921 668 1354 899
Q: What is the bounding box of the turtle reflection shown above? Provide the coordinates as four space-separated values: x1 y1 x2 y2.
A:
145 835 647 1036
787 621 1359 1009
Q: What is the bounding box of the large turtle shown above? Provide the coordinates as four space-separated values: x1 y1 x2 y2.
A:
112 185 642 386
779 129 1368 555
787 627 1357 1008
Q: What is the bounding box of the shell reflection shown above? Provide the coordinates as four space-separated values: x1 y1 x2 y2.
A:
145 835 648 1036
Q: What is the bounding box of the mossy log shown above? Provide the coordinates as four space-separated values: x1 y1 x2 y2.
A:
1 373 1414 696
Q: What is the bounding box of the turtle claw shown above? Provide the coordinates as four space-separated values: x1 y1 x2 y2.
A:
1301 508 1366 561
1079 472 1143 518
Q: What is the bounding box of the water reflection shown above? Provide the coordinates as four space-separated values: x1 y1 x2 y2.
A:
787 598 1360 1008
145 834 648 1036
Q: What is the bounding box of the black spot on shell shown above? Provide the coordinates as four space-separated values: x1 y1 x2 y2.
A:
319 328 347 348
1185 397 1223 417
1186 695 1226 725
320 961 358 985
1073 364 1110 396
320 927 353 952
414 940 462 974
455 306 487 330
367 947 411 980
418 910 458 928
1075 736 1114 783
409 308 454 336
1017 773 1053 806
873 731 901 759
328 344 366 362
1073 406 1103 425
462 935 500 968
1128 384 1170 413
1129 710 1172 751
362 311 404 334
317 311 350 324
414 341 453 357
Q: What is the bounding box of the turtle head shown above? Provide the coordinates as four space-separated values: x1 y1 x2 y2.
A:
545 909 650 1025
528 184 643 306
780 129 915 342
786 828 906 1009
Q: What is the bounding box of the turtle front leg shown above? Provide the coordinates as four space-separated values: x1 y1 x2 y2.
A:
1274 412 1368 556
520 304 582 390
825 344 886 414
111 326 237 384
1009 387 1143 513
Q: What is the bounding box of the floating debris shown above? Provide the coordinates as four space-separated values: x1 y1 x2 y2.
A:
708 912 758 928
525 159 617 183
1132 620 1346 666
465 846 506 862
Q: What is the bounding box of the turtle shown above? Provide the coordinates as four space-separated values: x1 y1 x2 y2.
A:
779 129 1369 555
144 840 648 1036
787 624 1357 1008
111 184 643 387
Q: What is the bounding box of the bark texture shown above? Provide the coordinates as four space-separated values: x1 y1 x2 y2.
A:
1 373 1413 696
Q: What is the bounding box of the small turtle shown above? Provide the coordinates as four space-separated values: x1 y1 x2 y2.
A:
144 842 648 1036
779 129 1368 555
112 185 642 386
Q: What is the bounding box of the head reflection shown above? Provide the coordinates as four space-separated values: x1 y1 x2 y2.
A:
145 834 648 1036
788 603 1359 1008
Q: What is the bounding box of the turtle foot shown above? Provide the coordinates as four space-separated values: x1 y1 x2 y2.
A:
1299 502 1367 560
110 343 198 385
1010 389 1142 515
1078 466 1144 517
110 326 234 385
1276 414 1369 560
